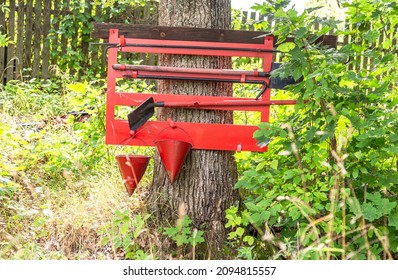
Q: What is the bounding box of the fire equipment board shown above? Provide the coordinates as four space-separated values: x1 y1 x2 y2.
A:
106 28 276 152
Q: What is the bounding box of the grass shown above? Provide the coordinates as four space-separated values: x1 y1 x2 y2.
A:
0 78 152 260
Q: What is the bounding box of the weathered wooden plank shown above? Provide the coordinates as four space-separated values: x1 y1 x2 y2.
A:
92 23 338 48
60 0 70 58
15 0 24 79
0 1 6 81
6 0 15 82
90 4 101 68
51 0 60 66
42 0 51 79
80 0 92 75
32 0 42 78
24 0 33 71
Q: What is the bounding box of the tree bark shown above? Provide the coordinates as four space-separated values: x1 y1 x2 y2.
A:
148 0 238 259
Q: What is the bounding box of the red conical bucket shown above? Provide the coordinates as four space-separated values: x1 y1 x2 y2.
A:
115 155 150 196
155 140 192 183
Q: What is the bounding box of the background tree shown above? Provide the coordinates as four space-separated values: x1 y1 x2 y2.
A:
147 0 238 258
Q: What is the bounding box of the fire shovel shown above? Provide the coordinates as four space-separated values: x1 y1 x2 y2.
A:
127 97 298 131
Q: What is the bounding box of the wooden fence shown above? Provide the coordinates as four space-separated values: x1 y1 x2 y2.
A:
0 0 158 83
0 1 394 84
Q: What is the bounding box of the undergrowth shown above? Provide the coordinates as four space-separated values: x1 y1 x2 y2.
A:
225 0 398 260
0 76 152 259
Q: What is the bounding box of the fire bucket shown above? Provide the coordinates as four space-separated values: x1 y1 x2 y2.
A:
115 155 151 196
154 140 192 183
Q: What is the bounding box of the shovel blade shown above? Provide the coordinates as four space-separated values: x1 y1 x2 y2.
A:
269 62 298 90
128 97 155 131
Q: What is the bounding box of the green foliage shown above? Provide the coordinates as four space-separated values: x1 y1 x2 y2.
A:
99 210 153 260
0 73 153 259
47 0 158 78
163 215 205 248
0 78 108 188
0 3 10 47
230 0 398 260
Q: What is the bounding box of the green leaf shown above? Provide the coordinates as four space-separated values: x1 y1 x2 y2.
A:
66 82 88 94
339 79 357 89
100 236 109 246
364 30 380 43
361 203 382 222
277 42 296 53
113 237 122 249
352 168 359 179
245 201 259 212
270 159 278 170
382 38 392 49
236 227 245 237
296 27 308 40
388 209 398 230
164 227 178 237
288 207 301 221
120 222 129 235
305 127 317 141
367 193 397 215
228 231 237 239
256 161 267 171
243 236 255 246
283 169 299 180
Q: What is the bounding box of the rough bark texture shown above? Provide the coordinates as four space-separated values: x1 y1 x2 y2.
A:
148 0 238 259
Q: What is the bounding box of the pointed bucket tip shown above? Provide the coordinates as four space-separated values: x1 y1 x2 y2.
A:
116 155 151 196
154 139 192 183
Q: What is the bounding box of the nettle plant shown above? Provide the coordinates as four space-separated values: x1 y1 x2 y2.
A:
228 0 398 260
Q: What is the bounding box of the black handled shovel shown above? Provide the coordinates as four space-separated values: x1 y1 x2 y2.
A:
127 97 297 131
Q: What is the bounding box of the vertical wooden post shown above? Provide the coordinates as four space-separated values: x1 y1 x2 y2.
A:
90 4 102 70
0 2 6 82
15 0 24 80
80 0 92 76
51 1 60 67
24 0 33 73
60 0 70 60
32 0 42 78
69 1 78 76
6 0 15 82
42 0 51 79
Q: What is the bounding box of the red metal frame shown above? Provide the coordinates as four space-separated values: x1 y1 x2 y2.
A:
106 29 278 152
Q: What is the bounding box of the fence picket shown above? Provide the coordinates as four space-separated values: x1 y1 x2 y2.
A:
6 0 15 81
42 0 51 79
32 0 42 78
15 0 23 79
24 0 33 73
0 2 6 81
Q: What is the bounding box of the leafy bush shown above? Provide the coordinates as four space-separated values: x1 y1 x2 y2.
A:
229 0 398 260
99 210 153 260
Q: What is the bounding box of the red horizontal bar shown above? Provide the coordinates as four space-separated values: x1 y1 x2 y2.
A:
119 46 267 58
106 119 267 152
123 38 272 50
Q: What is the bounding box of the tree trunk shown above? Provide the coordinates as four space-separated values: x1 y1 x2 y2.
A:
148 0 238 259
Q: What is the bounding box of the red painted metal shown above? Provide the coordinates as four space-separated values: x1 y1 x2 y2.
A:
115 155 150 196
155 140 192 183
105 28 289 152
